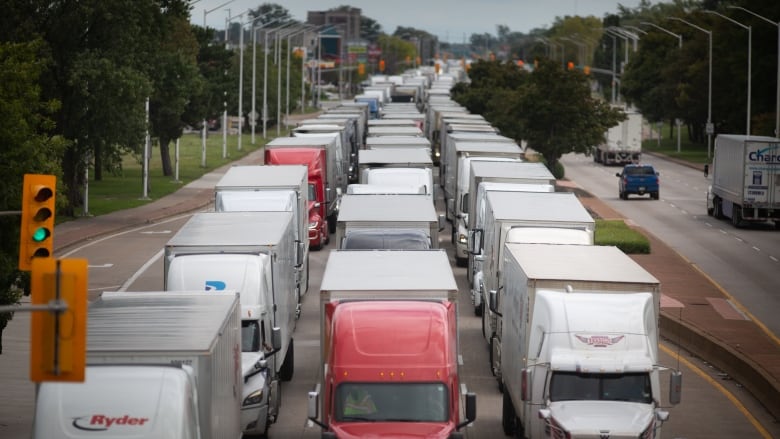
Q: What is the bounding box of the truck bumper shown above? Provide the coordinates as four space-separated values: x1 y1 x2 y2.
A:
241 402 269 435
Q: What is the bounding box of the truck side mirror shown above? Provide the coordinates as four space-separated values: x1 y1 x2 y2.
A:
307 391 319 421
462 193 469 214
455 392 477 430
271 327 282 351
468 229 483 255
669 370 682 405
488 289 498 313
438 214 446 231
296 241 305 268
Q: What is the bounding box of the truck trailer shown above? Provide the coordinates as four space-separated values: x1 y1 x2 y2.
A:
34 292 244 439
707 134 780 227
593 109 642 165
308 250 476 439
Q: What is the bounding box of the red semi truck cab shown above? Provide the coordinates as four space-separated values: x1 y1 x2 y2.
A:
309 250 476 439
265 148 329 249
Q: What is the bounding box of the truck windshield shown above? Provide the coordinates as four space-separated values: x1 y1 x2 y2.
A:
335 382 448 422
241 320 260 352
549 372 652 404
626 166 656 176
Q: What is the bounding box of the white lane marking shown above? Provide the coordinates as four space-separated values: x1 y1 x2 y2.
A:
681 210 688 215
720 229 728 234
705 222 713 227
118 249 164 292
735 237 744 243
89 285 121 292
752 246 761 252
60 213 196 257
140 230 172 235
88 263 114 268
771 256 779 263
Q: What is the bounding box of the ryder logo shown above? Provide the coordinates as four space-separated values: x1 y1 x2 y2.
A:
575 334 625 348
72 414 150 431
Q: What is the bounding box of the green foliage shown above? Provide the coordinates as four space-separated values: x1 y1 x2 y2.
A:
595 219 651 254
376 35 417 74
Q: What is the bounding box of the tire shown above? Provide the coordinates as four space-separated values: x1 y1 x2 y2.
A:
328 214 337 234
731 205 743 228
651 191 659 200
455 255 467 267
475 301 483 317
502 390 517 436
713 197 724 219
279 339 294 382
488 334 495 375
707 207 714 216
481 308 487 340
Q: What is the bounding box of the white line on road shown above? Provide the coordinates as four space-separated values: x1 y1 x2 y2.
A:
118 249 164 292
752 246 761 252
705 222 713 227
88 263 114 268
681 210 688 215
735 237 744 243
771 256 779 262
720 229 728 234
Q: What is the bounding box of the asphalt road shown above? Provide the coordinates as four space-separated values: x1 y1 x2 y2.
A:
1 169 778 438
560 152 780 339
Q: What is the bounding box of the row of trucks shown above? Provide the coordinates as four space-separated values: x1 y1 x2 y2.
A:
421 74 682 438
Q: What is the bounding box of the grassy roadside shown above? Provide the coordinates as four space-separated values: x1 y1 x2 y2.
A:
83 124 302 217
642 122 712 165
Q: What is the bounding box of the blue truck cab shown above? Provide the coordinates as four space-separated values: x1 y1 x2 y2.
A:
616 164 659 200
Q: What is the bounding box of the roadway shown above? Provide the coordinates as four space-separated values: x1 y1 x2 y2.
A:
560 152 780 339
2 180 779 438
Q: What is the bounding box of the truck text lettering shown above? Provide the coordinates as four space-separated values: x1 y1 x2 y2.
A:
72 415 150 431
749 145 780 163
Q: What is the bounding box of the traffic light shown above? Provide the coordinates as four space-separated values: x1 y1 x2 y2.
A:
379 59 385 72
567 61 575 70
584 65 591 75
30 257 88 382
19 174 56 271
358 63 365 75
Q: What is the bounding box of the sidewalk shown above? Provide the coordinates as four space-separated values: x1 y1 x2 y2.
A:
52 154 779 420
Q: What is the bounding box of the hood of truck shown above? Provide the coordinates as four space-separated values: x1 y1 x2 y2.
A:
332 422 453 438
241 352 265 377
548 400 654 437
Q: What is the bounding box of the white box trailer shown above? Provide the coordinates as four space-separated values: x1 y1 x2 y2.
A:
707 134 780 227
465 161 556 279
358 148 433 184
164 212 300 385
366 135 431 151
497 244 678 439
34 292 242 439
593 109 643 165
441 131 512 187
444 139 522 221
367 125 424 137
470 191 594 342
293 123 354 181
336 194 442 249
215 164 310 296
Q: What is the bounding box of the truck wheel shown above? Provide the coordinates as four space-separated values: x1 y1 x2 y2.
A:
713 197 724 219
455 255 467 267
502 390 517 436
475 302 483 317
481 309 487 340
731 205 743 228
328 214 337 234
279 339 294 382
651 191 659 200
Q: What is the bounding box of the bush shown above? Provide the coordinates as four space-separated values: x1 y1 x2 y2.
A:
595 219 651 254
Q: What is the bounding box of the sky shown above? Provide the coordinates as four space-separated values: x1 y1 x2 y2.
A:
192 0 662 42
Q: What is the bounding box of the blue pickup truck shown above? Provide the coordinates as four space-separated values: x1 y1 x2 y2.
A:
616 164 659 200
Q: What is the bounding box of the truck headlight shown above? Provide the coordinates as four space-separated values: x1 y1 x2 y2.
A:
458 234 467 244
243 389 264 406
308 221 319 230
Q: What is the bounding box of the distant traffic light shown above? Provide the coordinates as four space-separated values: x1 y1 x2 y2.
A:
567 61 575 70
30 257 88 382
379 59 385 72
358 63 365 75
584 65 591 75
19 174 56 271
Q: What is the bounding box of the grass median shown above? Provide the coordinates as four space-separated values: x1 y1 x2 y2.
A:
595 219 651 254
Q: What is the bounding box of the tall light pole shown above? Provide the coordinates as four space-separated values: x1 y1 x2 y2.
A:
669 17 714 159
263 22 297 138
640 22 683 48
704 10 752 135
203 0 235 29
728 5 779 138
286 26 314 126
248 15 277 144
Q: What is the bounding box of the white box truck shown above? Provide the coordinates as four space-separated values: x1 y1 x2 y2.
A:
336 194 443 249
215 164 310 296
34 291 244 439
164 212 301 435
465 161 557 281
496 244 681 439
469 191 594 342
593 109 643 165
707 134 780 227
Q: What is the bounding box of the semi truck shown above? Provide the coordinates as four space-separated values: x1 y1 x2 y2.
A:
34 291 246 439
308 250 476 439
164 211 300 435
593 109 643 165
495 243 680 439
265 136 346 235
335 194 443 249
469 191 594 342
365 135 431 152
215 164 310 294
706 134 780 227
358 148 434 196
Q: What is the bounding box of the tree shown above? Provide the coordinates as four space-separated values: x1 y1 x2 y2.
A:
361 16 383 42
0 39 67 354
514 59 625 171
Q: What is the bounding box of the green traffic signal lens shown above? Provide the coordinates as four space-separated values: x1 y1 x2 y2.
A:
32 227 50 243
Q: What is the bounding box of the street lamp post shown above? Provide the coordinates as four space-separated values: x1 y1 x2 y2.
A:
728 5 779 137
704 10 752 135
641 22 684 152
669 17 714 159
249 15 278 144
